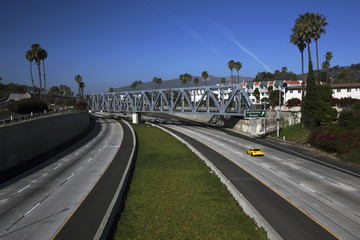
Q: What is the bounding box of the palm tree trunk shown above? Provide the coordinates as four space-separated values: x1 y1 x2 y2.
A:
301 50 304 75
42 60 47 99
231 70 233 82
29 62 35 96
37 64 42 99
237 71 240 84
316 39 319 71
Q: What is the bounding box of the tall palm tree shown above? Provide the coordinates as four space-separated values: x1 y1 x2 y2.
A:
184 73 192 87
157 77 162 88
39 48 48 97
221 77 226 85
325 51 333 62
312 13 328 71
179 74 186 86
194 78 199 86
74 75 82 99
153 77 158 88
290 32 307 74
25 50 36 96
201 71 208 86
234 61 242 83
293 12 314 67
79 81 85 99
228 60 235 82
31 43 43 99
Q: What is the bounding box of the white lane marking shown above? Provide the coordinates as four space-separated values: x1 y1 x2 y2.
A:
18 185 30 193
300 183 316 193
309 171 325 179
54 163 62 170
67 173 75 180
25 203 40 216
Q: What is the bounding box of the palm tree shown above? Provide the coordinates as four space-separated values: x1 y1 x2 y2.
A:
290 33 307 74
293 12 314 67
221 77 226 85
194 78 199 86
31 43 43 99
25 50 36 96
79 81 85 99
109 87 114 92
228 60 235 82
74 75 82 99
201 71 208 86
234 61 242 84
153 77 158 88
39 48 48 97
157 77 162 88
312 13 328 71
179 74 186 86
281 67 287 80
184 73 192 87
325 51 333 63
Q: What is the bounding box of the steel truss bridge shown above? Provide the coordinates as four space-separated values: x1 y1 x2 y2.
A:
87 84 254 116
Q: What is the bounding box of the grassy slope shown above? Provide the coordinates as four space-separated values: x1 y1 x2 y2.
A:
113 124 268 239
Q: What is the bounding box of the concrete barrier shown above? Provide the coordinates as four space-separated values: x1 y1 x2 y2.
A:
0 112 90 173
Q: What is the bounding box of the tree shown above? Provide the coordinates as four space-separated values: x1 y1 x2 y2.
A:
153 77 158 88
25 50 36 96
254 89 260 102
221 77 226 85
234 61 242 83
274 70 281 79
39 48 48 97
179 74 186 86
130 81 138 90
314 84 337 125
109 87 114 92
290 33 307 74
302 61 319 128
137 80 143 89
228 60 235 82
321 52 333 83
201 71 208 86
79 81 85 99
184 73 192 87
193 78 199 86
74 75 82 99
31 43 43 99
281 67 288 80
293 12 314 66
312 13 328 71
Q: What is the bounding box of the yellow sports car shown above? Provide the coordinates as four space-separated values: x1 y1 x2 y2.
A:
247 148 264 156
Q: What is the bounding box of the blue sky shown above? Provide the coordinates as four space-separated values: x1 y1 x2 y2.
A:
0 0 359 94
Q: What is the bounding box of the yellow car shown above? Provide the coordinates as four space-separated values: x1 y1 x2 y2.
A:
247 148 264 156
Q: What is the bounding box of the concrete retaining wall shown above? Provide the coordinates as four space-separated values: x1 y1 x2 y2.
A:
0 112 90 172
175 108 301 135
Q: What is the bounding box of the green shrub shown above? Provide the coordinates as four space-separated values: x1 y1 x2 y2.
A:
8 98 48 114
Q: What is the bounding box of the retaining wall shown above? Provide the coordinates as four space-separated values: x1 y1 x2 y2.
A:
0 112 90 173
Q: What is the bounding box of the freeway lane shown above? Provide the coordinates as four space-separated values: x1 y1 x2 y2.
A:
160 124 360 240
0 116 123 240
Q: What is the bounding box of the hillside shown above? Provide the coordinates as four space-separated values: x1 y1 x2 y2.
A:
114 75 253 92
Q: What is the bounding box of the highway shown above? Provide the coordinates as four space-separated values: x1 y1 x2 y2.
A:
0 115 131 240
157 121 360 240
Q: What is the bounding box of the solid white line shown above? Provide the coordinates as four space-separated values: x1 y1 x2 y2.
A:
300 183 316 193
54 163 62 170
25 203 40 216
67 173 75 180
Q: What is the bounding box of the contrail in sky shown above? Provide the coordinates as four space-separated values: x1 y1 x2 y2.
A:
228 34 273 72
213 22 272 72
149 0 221 57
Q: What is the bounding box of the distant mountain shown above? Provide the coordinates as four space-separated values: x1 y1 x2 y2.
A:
114 75 253 92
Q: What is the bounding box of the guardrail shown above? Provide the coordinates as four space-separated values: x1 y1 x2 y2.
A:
0 107 78 127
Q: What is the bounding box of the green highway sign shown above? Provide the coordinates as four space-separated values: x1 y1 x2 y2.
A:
245 110 266 118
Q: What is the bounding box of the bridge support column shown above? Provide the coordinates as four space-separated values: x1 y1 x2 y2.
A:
132 113 139 124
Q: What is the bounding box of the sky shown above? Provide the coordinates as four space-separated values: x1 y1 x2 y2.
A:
0 0 359 94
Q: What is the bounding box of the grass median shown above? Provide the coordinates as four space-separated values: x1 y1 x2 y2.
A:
113 123 268 239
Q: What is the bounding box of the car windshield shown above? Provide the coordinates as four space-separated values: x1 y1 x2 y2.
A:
253 149 260 151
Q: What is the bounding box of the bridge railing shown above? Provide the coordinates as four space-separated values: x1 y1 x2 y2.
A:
87 84 254 116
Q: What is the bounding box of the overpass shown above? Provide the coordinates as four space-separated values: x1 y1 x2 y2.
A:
87 84 254 116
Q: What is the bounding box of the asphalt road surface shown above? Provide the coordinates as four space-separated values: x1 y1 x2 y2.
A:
0 115 129 240
159 122 360 240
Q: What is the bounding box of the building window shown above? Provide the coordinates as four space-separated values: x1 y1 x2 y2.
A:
298 90 301 93
337 89 341 92
290 90 293 93
347 88 351 92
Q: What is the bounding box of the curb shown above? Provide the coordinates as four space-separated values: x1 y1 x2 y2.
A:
152 123 282 240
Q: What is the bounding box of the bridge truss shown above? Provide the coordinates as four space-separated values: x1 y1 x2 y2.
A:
87 84 254 116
